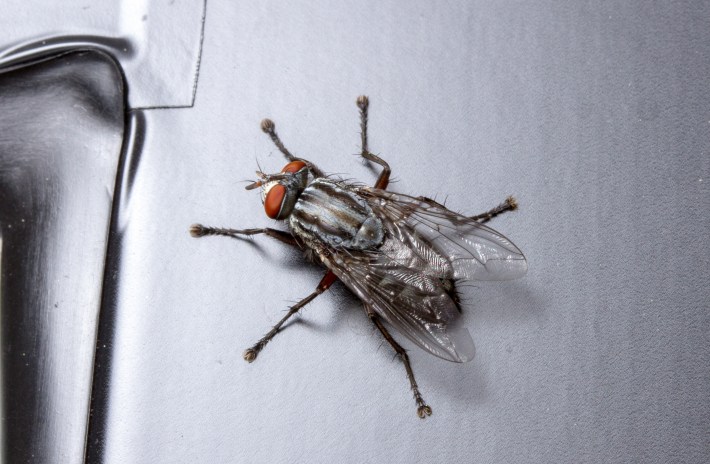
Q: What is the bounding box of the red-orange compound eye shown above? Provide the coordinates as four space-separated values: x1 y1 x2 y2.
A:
264 184 286 219
281 160 306 173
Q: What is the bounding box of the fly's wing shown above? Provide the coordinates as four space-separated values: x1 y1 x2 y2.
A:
361 189 528 281
325 243 476 363
319 186 526 362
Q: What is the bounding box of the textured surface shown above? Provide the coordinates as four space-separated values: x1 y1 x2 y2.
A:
0 50 124 464
3 1 710 463
0 0 205 108
97 2 709 463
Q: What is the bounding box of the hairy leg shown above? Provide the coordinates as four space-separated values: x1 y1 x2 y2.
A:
470 196 518 224
190 224 300 247
243 271 338 362
356 95 391 190
260 118 325 178
364 304 432 419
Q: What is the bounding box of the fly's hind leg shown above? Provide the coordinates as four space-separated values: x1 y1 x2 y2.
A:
243 271 338 362
356 95 391 190
364 304 432 419
470 196 519 224
190 224 300 247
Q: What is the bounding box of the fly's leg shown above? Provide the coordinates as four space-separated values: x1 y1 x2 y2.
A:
470 196 518 224
243 271 338 362
357 95 391 190
364 304 432 419
189 224 300 247
357 95 372 155
260 118 296 161
260 118 325 178
191 224 336 359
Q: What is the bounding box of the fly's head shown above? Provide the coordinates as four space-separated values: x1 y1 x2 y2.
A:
246 160 309 220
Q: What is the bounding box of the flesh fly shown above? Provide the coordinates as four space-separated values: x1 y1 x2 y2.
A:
190 96 527 418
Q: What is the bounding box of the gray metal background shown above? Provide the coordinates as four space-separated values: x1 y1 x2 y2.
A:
1 1 709 463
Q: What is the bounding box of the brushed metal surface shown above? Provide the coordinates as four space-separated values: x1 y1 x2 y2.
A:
2 1 710 464
0 0 206 109
0 50 124 464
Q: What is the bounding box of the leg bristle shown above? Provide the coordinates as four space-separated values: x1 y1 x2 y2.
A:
189 224 207 237
506 195 518 210
260 118 275 133
243 348 257 363
356 95 369 110
417 405 433 419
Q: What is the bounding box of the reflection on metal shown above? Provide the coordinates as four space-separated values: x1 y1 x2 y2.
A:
0 50 125 464
85 110 147 464
0 0 207 109
0 235 3 464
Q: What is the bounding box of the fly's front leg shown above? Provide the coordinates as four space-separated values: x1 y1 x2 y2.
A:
189 224 300 247
356 95 391 190
469 196 518 224
260 118 325 178
243 271 338 362
364 304 432 419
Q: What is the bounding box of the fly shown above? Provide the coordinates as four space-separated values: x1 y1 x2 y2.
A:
190 96 528 418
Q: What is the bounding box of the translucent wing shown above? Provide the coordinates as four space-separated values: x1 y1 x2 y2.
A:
360 189 528 281
317 186 526 362
325 241 476 363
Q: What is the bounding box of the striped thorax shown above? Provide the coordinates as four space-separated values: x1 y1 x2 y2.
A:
290 179 385 251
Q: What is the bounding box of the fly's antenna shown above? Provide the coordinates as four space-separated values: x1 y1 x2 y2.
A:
245 171 293 191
